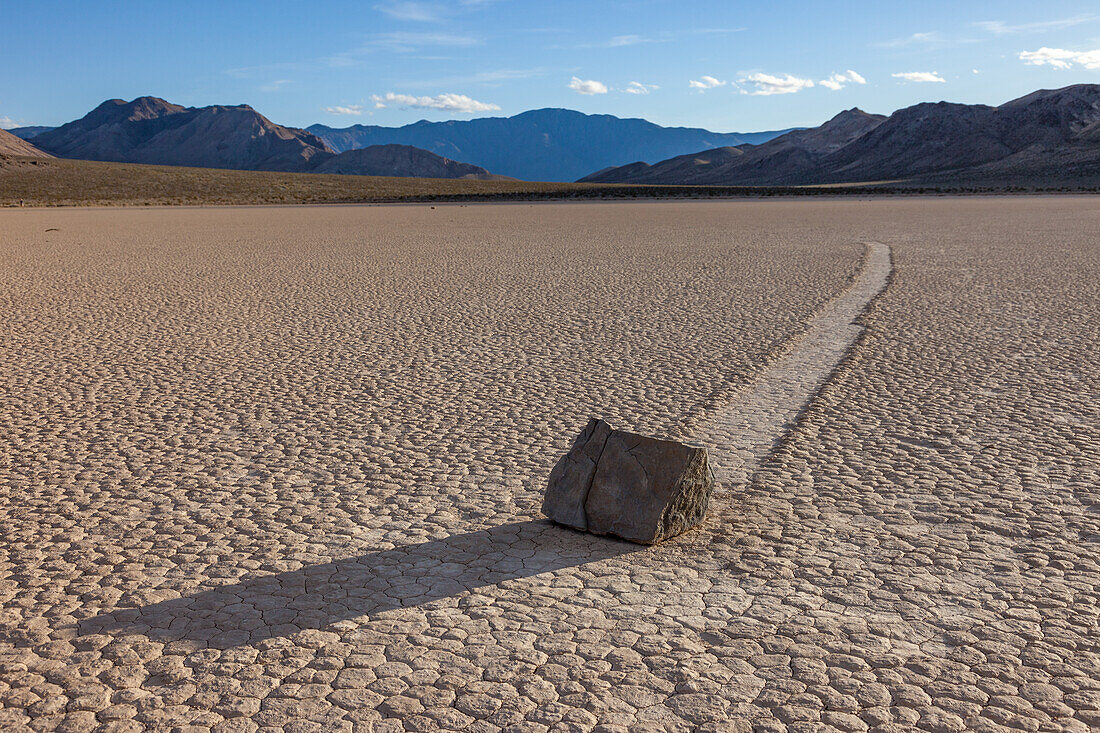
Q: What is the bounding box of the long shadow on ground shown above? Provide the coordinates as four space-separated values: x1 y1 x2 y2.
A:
81 519 641 648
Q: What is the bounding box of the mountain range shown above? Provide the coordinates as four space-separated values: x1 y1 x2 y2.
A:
25 97 504 180
32 97 331 171
8 126 55 141
9 85 1100 187
21 97 786 181
307 111 792 181
310 144 501 179
583 84 1100 186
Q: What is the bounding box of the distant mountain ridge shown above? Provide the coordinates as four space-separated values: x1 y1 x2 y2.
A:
583 85 1100 187
28 97 788 182
7 126 55 140
308 109 795 181
33 97 333 172
20 86 1100 188
28 97 508 179
312 144 506 180
582 108 886 185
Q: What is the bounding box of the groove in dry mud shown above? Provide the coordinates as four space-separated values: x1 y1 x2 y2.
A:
692 241 893 490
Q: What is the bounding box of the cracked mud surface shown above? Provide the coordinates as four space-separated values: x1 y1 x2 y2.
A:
1 199 1098 732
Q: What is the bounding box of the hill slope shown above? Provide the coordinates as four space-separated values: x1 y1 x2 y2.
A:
0 128 53 158
313 144 505 179
820 84 1100 183
581 108 885 184
308 109 794 181
584 85 1100 186
33 97 333 172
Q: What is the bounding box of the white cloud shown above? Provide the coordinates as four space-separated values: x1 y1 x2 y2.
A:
975 16 1099 35
0 116 20 129
623 81 657 95
371 92 501 113
739 73 815 96
608 34 647 47
688 75 726 90
819 69 867 90
328 32 479 62
1019 47 1100 70
568 76 608 95
374 1 446 22
373 1 499 23
324 105 364 116
875 31 943 48
845 69 867 85
260 79 292 92
892 71 946 83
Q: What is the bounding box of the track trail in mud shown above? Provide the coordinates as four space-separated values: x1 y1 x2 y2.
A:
691 241 893 490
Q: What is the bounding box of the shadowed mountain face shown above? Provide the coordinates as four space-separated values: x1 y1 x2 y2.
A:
0 128 53 158
584 85 1100 186
7 126 56 140
312 144 506 180
28 97 518 178
33 97 334 172
308 109 795 181
581 108 886 185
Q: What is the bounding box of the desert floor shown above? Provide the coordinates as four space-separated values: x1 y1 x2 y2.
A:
0 198 1097 732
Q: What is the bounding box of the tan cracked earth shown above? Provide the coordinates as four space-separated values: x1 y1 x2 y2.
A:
0 198 1097 733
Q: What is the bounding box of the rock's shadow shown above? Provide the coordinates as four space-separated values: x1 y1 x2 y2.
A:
82 519 640 648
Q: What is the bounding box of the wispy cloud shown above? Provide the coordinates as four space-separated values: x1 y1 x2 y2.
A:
337 32 480 59
688 75 726 90
622 81 658 95
227 62 306 79
374 1 447 22
607 34 648 47
226 32 481 79
371 92 501 113
260 79 293 92
819 70 867 90
975 15 1099 35
740 73 815 96
892 71 946 83
568 76 608 95
1019 47 1100 69
324 105 365 116
397 68 548 89
373 0 496 22
564 27 744 50
875 31 944 49
0 116 21 130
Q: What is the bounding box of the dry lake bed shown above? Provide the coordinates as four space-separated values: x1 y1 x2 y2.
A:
0 198 1097 732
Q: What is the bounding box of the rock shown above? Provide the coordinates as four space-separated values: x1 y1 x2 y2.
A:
542 418 614 531
542 419 714 544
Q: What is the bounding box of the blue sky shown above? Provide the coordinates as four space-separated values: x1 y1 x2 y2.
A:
3 1 1100 132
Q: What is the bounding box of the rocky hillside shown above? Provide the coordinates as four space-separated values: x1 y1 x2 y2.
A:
308 109 794 181
583 85 1100 186
33 97 333 172
581 109 885 185
313 144 505 179
7 126 55 140
0 128 53 158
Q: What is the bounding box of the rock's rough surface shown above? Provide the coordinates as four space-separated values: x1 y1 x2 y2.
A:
542 418 613 531
543 420 714 544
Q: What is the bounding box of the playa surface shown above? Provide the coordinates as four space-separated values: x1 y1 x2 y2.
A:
0 199 1097 732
